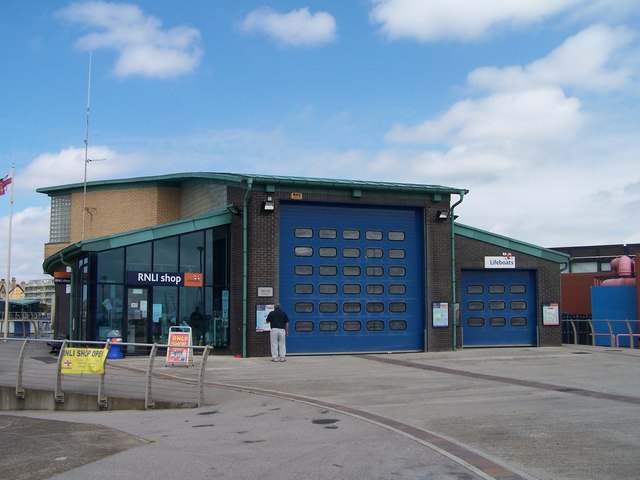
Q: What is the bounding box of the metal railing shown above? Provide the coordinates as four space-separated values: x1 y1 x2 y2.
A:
1 337 213 410
562 319 640 349
0 314 52 339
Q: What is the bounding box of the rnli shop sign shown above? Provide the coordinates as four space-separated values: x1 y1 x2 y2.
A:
485 253 516 269
127 271 203 287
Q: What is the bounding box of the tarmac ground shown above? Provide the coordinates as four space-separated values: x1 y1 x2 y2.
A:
2 344 639 480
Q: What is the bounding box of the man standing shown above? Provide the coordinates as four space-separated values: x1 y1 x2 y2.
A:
266 303 289 362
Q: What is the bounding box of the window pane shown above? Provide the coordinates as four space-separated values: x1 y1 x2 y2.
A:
366 284 384 295
295 228 313 238
152 285 177 342
366 302 384 313
389 266 406 277
511 316 528 326
489 285 505 294
318 229 336 239
510 285 526 294
180 231 205 274
343 284 361 294
154 237 178 272
318 247 337 257
50 195 71 243
295 321 314 332
388 231 405 241
343 320 361 331
468 301 484 310
365 230 383 240
489 301 506 310
367 320 385 331
319 265 337 276
389 284 406 295
511 301 527 310
342 230 360 240
343 266 361 276
96 284 124 340
389 320 407 330
295 246 314 257
295 283 314 294
365 248 383 259
97 248 124 283
295 302 314 313
319 284 337 294
388 249 406 259
468 317 485 327
342 247 360 258
319 321 338 332
467 285 483 294
489 317 507 327
389 302 406 312
366 266 384 276
343 302 361 313
127 243 152 274
295 265 313 275
319 302 338 313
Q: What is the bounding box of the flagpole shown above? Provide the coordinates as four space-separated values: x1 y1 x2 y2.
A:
2 164 15 339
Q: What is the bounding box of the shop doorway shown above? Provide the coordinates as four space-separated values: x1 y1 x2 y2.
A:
127 287 150 353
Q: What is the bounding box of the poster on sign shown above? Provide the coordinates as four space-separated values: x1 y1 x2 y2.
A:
166 326 193 366
61 347 109 374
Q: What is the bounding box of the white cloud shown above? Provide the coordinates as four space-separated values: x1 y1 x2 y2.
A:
370 0 582 42
19 146 147 191
386 88 583 145
469 25 636 92
374 22 640 247
240 7 336 46
58 1 202 78
0 206 51 281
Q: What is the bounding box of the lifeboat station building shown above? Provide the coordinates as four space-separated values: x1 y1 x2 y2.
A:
38 173 568 356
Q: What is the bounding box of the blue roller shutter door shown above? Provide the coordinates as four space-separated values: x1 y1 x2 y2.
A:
280 202 424 354
461 270 537 346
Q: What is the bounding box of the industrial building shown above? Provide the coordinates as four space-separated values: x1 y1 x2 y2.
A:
38 173 568 356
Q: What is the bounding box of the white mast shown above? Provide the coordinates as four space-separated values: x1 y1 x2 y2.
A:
82 52 92 241
2 164 15 339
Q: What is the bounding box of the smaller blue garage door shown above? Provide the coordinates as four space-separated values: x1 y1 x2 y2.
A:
461 270 537 346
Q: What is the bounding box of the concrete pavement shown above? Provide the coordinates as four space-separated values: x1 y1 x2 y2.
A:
2 345 640 479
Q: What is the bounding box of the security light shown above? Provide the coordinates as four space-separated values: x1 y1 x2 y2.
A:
263 196 275 211
436 210 450 220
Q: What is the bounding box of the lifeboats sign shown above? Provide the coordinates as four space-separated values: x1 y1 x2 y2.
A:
485 253 516 269
126 271 203 287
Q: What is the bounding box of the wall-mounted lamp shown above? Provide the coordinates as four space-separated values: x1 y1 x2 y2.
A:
436 210 450 221
262 196 275 212
227 204 242 216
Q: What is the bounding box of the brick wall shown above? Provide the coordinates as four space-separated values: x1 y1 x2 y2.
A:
44 186 182 259
230 188 455 356
455 236 563 347
425 212 456 351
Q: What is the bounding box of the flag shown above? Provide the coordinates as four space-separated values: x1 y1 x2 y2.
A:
0 175 11 196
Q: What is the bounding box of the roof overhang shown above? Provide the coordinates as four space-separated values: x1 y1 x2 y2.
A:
43 207 232 274
454 223 570 264
37 172 469 199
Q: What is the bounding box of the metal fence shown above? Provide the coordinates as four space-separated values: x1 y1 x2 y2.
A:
0 314 52 338
562 319 640 348
0 337 213 410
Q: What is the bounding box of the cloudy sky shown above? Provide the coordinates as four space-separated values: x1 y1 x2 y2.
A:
1 0 640 280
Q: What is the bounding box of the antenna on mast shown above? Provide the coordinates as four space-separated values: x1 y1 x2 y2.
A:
82 52 92 241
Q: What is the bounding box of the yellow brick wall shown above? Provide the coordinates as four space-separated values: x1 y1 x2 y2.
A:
44 186 181 260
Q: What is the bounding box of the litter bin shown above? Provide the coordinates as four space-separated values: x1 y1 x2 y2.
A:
106 330 124 359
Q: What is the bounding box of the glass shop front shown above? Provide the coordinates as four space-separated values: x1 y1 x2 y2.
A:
79 226 230 352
